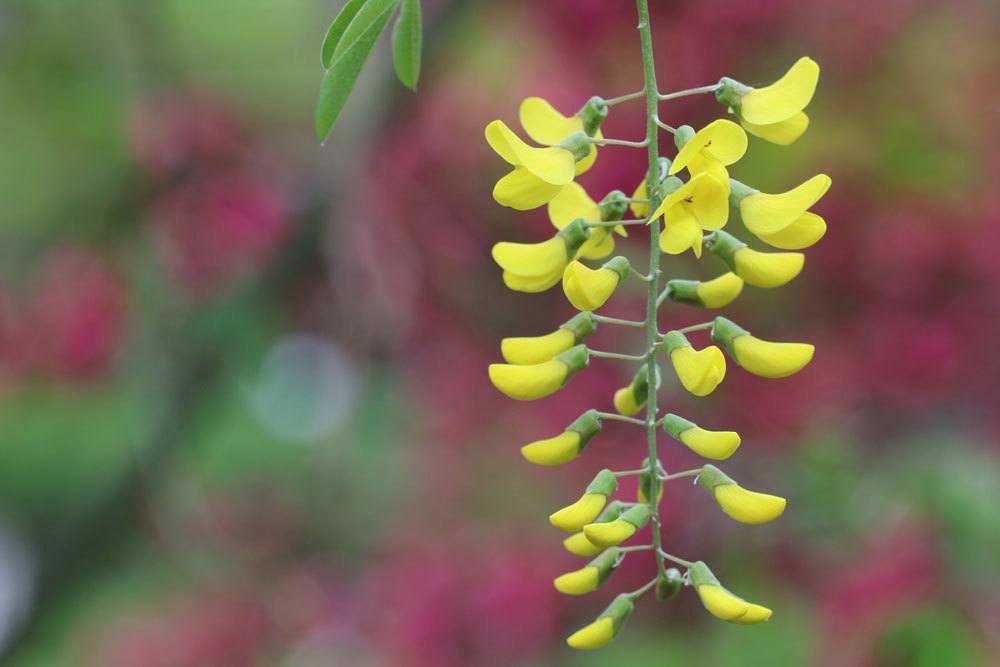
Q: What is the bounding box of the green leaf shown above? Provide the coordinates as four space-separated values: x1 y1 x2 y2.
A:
391 0 422 90
332 0 400 62
314 0 397 141
320 0 368 68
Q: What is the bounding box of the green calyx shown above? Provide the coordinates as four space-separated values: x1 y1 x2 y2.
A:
558 218 592 258
590 546 623 586
554 344 589 376
658 330 692 355
619 503 651 530
728 178 758 204
560 311 597 342
673 124 696 150
688 560 721 588
577 96 609 136
715 77 752 111
661 413 697 440
566 409 602 452
558 131 594 161
703 229 747 268
638 456 662 504
663 278 704 307
586 468 619 497
602 256 631 281
697 464 736 493
599 190 629 222
710 316 749 357
656 567 684 601
600 593 635 633
595 500 626 524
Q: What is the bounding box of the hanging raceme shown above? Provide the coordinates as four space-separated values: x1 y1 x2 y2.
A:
481 0 829 649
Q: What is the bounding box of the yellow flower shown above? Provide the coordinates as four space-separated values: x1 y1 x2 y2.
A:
563 531 604 557
562 257 629 311
519 96 603 175
754 211 827 250
705 229 804 289
488 345 588 401
548 184 628 260
550 469 617 532
662 414 740 460
664 272 744 308
501 312 596 365
566 594 634 650
689 561 773 624
661 331 726 397
711 317 814 378
668 119 748 178
649 172 729 257
491 219 590 293
485 119 576 210
583 504 650 548
738 57 820 126
738 174 832 238
520 409 602 466
613 367 656 417
698 464 786 524
554 548 621 595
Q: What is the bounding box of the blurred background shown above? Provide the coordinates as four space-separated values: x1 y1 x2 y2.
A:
1 0 998 665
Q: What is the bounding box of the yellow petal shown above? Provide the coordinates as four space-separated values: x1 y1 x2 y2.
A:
630 179 649 218
659 209 703 257
566 617 615 650
583 518 636 548
740 57 820 125
521 430 581 466
493 167 566 210
732 248 804 288
740 112 810 146
492 236 567 278
488 360 568 401
550 493 607 532
502 329 576 365
714 484 786 524
698 584 750 621
734 603 773 624
679 427 741 460
613 387 643 417
519 97 583 145
579 229 615 260
502 270 561 293
554 566 600 595
732 336 814 378
753 212 826 250
563 531 605 557
548 182 601 229
669 346 726 397
685 172 729 230
670 119 747 176
696 273 744 308
740 174 831 235
562 262 620 311
485 119 575 184
484 119 522 165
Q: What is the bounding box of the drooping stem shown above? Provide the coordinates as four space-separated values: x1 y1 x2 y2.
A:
636 0 668 584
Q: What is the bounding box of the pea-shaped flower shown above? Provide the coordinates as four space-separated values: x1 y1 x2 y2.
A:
520 96 606 175
548 185 628 260
549 469 618 532
566 593 634 650
689 561 773 624
583 504 650 548
717 57 820 146
731 175 831 249
660 331 726 397
488 345 588 401
704 230 804 288
562 256 630 311
501 312 596 365
698 464 786 524
485 119 582 210
668 120 748 181
649 173 729 257
662 414 741 460
553 547 621 595
664 272 744 309
563 502 624 557
492 218 590 293
712 316 814 378
612 366 657 417
520 409 602 467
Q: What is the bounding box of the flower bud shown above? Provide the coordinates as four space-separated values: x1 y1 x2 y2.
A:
562 256 630 311
664 272 744 308
711 316 814 378
598 190 629 224
662 413 741 460
698 464 786 525
577 96 609 137
563 501 624 557
690 561 773 624
485 119 576 210
704 230 804 288
655 567 684 601
583 504 650 548
660 331 726 397
492 219 591 293
553 547 622 595
501 312 596 365
549 468 618 532
566 593 634 650
488 344 588 401
521 409 602 466
612 366 658 417
637 457 663 503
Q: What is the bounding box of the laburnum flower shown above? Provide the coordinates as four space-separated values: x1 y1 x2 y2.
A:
704 230 804 288
549 469 618 532
562 256 630 311
563 502 623 557
613 366 657 417
689 561 773 624
520 409 602 467
566 593 634 650
548 185 628 260
520 96 606 175
501 312 596 365
583 504 650 548
664 272 744 308
489 345 588 401
491 218 590 293
485 120 587 210
731 175 831 249
661 414 741 460
660 331 726 397
668 120 748 183
698 464 786 525
553 547 621 596
648 173 729 256
712 316 814 379
717 57 820 146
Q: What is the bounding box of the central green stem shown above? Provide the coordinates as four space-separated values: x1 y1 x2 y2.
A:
636 0 667 583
